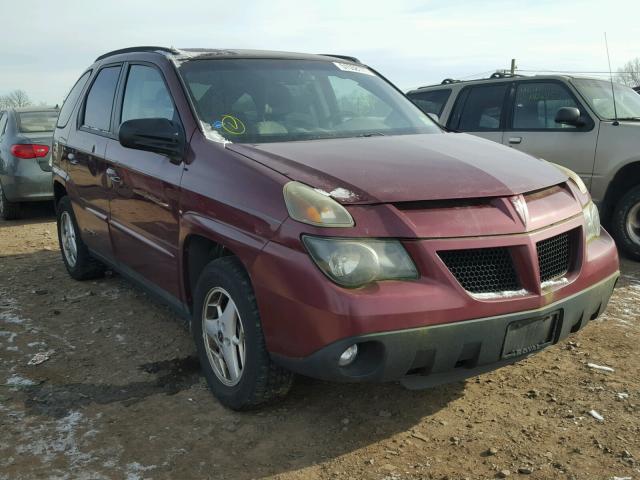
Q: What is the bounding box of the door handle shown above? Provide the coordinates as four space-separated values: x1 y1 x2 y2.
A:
106 167 122 185
508 137 523 145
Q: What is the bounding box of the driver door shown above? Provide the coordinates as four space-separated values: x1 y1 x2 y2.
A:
502 80 599 188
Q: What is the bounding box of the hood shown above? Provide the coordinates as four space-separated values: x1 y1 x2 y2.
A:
227 133 567 204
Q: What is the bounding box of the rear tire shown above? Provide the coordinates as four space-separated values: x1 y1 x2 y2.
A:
610 185 640 261
56 196 105 280
0 181 20 220
193 256 293 410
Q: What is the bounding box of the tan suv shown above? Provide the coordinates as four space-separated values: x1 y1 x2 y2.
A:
407 74 640 260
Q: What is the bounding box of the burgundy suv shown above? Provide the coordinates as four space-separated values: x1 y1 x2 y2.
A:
52 47 619 409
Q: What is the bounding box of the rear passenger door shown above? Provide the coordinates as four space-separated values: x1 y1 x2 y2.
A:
502 80 598 188
447 83 510 144
67 64 122 259
106 63 184 301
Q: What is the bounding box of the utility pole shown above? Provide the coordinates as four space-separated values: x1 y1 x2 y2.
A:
510 58 517 75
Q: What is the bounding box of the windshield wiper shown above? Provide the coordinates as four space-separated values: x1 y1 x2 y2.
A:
356 132 385 137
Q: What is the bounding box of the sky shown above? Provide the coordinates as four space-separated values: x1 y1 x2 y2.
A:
1 0 638 105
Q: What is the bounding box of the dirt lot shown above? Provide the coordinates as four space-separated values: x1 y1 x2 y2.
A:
0 205 638 480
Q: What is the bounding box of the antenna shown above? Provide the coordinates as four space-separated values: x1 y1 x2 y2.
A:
604 32 619 125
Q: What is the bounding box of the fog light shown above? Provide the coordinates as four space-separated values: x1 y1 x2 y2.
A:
338 344 358 366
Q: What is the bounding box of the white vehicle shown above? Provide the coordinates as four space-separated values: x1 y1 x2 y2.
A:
407 74 640 260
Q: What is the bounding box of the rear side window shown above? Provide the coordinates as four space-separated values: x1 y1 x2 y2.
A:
57 71 91 128
121 65 175 123
17 111 58 133
83 66 122 132
513 82 580 129
408 89 451 116
456 84 509 131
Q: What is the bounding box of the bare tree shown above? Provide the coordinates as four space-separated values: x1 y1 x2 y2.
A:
616 58 640 87
0 89 32 109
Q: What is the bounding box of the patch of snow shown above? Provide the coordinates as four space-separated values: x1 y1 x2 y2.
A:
541 277 569 290
0 331 17 343
588 409 604 422
28 350 55 366
6 374 36 387
126 462 157 480
472 289 528 300
201 121 231 145
587 363 615 373
329 187 357 201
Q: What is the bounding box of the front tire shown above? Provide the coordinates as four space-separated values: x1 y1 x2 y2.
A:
0 181 20 220
56 196 105 280
610 185 640 261
193 256 293 410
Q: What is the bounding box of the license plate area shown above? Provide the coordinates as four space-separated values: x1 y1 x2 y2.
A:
502 312 560 359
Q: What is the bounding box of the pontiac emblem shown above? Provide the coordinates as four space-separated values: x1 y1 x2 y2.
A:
511 195 529 228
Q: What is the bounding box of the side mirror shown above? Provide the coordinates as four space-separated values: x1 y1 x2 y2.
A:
119 118 185 162
427 112 440 123
555 107 584 126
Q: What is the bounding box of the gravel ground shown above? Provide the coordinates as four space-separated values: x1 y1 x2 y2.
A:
0 204 638 480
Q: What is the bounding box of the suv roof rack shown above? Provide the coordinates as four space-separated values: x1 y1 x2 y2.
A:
414 72 526 91
95 46 179 62
319 54 361 63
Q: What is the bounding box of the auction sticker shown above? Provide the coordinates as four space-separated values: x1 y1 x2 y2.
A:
333 62 374 76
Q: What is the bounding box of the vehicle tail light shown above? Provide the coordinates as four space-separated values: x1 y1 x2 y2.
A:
10 144 50 159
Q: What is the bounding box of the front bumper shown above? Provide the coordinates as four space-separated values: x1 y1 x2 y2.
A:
272 271 618 388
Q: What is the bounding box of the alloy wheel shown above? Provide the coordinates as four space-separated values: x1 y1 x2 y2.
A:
626 202 640 247
201 287 246 386
60 211 78 267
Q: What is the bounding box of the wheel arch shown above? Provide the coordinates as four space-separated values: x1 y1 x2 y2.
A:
180 213 267 314
601 160 640 221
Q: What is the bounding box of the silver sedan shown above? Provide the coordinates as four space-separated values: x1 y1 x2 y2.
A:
0 107 58 219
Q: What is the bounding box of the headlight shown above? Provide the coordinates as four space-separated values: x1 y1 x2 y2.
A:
546 161 588 194
583 201 601 241
284 182 354 227
302 236 418 288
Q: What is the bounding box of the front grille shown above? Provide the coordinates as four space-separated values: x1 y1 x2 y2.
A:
439 247 520 294
537 231 572 283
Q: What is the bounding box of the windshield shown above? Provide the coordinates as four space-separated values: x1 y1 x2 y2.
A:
17 111 58 133
178 58 440 143
572 78 640 120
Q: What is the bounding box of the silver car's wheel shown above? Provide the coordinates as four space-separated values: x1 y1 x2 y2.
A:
201 287 246 386
626 201 640 247
60 211 78 267
0 182 20 220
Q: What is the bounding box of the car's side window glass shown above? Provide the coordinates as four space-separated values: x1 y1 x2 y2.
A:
83 66 121 132
121 65 175 123
408 89 451 116
57 70 92 128
513 82 579 129
458 84 508 131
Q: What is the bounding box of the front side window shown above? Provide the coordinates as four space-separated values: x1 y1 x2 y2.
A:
178 59 439 143
83 66 121 132
407 89 451 116
457 84 508 131
513 82 579 129
121 65 175 123
17 111 58 133
57 70 91 128
572 78 640 120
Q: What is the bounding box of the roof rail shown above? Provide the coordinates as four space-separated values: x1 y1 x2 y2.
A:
319 54 361 63
95 46 179 62
440 78 461 85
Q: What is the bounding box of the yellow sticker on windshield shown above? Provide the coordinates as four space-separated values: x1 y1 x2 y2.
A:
221 115 246 135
